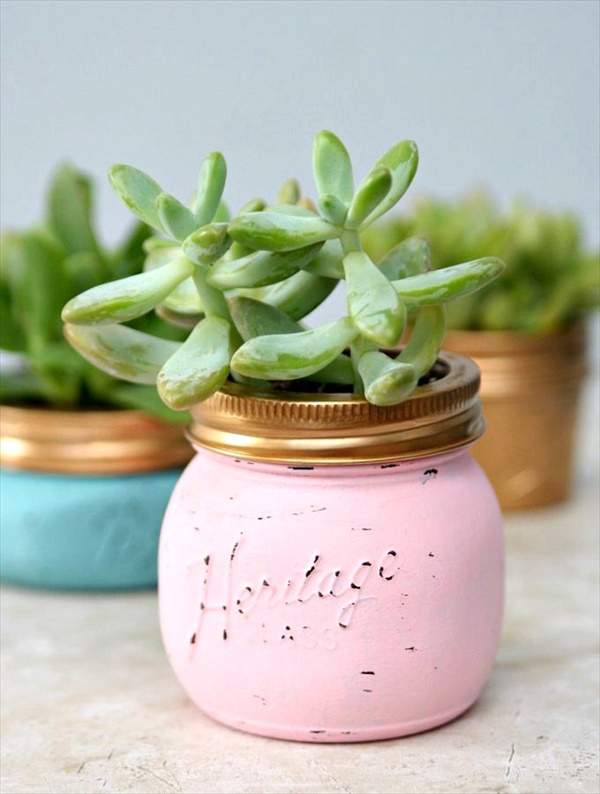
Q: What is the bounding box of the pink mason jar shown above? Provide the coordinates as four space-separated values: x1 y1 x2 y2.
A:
159 351 504 743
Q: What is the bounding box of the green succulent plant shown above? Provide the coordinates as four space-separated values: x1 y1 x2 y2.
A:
362 190 600 333
0 163 186 420
62 132 505 409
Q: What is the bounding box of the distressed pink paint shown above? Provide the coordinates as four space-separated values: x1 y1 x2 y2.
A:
159 446 504 743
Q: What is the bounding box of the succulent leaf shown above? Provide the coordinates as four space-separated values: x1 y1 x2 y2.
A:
378 237 431 280
207 243 323 290
182 223 231 265
190 266 232 322
109 165 164 232
143 237 177 254
304 239 345 279
346 167 392 231
238 197 267 215
306 354 354 385
229 210 339 252
318 194 348 226
157 316 233 409
312 130 354 204
397 305 446 377
228 296 353 385
156 193 197 241
358 140 418 230
228 296 303 340
392 257 505 307
230 317 357 380
62 256 194 324
358 351 418 406
194 152 227 226
47 163 102 257
2 230 70 352
63 322 179 384
344 251 406 346
145 244 203 318
277 179 301 205
160 277 203 317
268 204 316 217
213 200 231 222
235 270 338 321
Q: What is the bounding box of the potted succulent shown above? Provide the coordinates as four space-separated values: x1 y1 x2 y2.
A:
0 164 192 590
363 191 600 510
62 131 505 742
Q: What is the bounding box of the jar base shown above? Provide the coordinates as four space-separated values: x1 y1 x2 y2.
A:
198 697 481 743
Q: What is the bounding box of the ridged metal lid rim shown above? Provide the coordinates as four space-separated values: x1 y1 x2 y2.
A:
188 350 484 464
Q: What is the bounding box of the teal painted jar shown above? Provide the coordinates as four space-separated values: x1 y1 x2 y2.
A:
0 405 191 590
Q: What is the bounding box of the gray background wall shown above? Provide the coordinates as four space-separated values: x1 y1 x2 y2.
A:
1 0 599 323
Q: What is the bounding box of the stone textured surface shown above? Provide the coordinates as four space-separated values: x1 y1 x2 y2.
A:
2 381 598 793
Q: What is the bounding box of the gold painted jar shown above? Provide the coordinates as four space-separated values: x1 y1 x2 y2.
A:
444 323 587 510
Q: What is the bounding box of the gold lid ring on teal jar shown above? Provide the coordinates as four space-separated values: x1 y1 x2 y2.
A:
0 407 192 475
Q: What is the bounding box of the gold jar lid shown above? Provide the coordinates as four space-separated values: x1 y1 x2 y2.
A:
0 406 192 475
188 350 484 465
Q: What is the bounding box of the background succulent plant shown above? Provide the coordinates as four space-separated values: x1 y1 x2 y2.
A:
362 190 600 333
1 163 185 419
62 132 504 409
